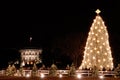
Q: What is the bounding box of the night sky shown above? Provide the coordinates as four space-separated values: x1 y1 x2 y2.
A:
0 1 120 69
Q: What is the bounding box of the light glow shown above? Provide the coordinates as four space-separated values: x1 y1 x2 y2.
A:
26 74 30 77
77 74 82 79
99 75 104 79
59 74 63 78
40 73 45 78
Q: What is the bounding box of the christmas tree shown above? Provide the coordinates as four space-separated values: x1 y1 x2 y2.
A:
68 63 76 76
114 64 120 78
32 63 38 76
49 64 57 76
79 9 114 71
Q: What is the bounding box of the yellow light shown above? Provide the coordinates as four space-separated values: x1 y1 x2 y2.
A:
103 43 105 45
87 59 90 61
97 22 100 24
98 29 101 32
95 26 97 29
106 33 108 35
94 20 96 22
27 62 29 64
93 38 96 40
30 62 33 64
90 27 93 30
90 50 93 52
89 63 91 65
97 40 100 43
90 43 93 45
101 26 103 29
103 59 106 61
102 22 104 24
100 65 103 68
107 48 109 50
87 54 89 56
105 53 107 55
92 32 94 34
93 56 95 59
98 60 101 62
107 65 109 67
89 32 91 35
109 58 113 60
94 47 97 50
99 46 102 49
98 16 101 19
101 37 103 40
97 51 100 53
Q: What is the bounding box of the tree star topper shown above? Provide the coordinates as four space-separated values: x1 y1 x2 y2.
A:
95 9 101 14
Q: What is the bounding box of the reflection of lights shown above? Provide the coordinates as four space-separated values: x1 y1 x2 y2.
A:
59 74 62 78
77 74 82 79
40 73 45 78
99 75 104 79
26 74 30 77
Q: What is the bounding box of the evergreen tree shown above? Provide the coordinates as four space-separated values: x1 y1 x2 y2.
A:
69 63 76 76
114 64 120 78
80 9 114 71
49 64 57 76
32 63 38 76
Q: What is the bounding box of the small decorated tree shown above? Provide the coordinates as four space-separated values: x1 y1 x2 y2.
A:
5 64 12 76
114 64 120 78
66 64 70 70
32 63 38 76
11 64 17 76
49 64 57 76
5 64 17 76
19 65 24 76
68 63 76 76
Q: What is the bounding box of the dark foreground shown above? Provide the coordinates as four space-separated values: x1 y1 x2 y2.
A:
0 76 120 80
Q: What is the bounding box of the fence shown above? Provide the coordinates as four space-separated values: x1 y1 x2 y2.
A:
0 69 115 77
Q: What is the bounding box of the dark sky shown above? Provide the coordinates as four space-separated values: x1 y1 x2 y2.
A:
0 0 120 69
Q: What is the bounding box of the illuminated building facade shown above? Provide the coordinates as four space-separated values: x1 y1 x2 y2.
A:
19 48 42 66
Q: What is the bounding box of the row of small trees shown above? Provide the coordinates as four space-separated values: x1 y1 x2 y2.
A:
5 63 76 76
5 63 120 77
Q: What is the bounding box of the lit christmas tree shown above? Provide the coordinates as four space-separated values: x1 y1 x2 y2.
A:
79 9 114 71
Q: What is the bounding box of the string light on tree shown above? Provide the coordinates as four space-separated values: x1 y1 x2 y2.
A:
79 9 114 70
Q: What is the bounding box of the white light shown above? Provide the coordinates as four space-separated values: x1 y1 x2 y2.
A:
99 75 104 79
26 74 30 77
22 61 25 66
59 74 62 78
40 73 45 78
77 74 82 79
